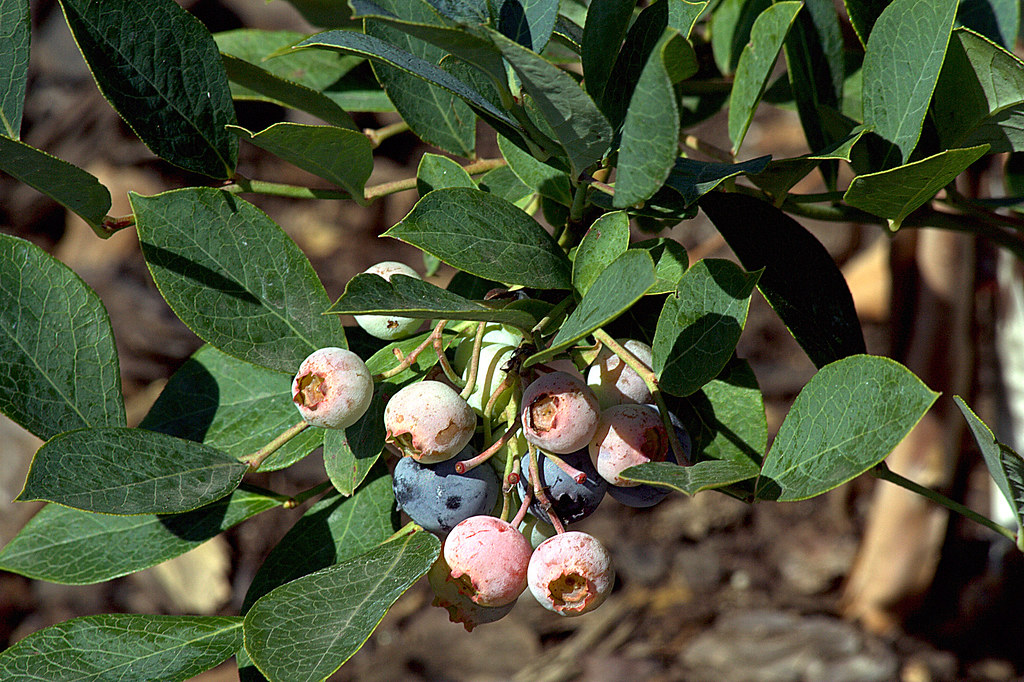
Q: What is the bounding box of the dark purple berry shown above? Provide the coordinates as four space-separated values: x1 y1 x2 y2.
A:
520 449 606 525
393 446 500 535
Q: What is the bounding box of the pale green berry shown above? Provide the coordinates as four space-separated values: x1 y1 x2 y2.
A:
354 261 423 340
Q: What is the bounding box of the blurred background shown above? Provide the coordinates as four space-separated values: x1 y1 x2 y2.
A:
2 1 1024 680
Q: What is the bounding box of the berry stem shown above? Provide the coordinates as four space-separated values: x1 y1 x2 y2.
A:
376 320 449 380
454 418 522 474
283 480 334 509
510 482 531 527
592 329 687 467
244 420 311 471
528 443 566 534
362 121 409 148
542 452 588 484
459 322 487 401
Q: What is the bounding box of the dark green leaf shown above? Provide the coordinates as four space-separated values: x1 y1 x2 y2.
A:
728 2 802 154
572 210 630 295
581 0 638 100
955 396 1017 516
999 447 1024 531
526 250 655 366
710 0 771 74
956 0 1019 49
757 355 938 501
0 0 29 138
242 470 398 611
243 530 440 682
498 134 572 205
385 187 573 289
844 145 990 230
0 136 111 234
229 123 372 201
700 191 866 368
58 0 237 177
632 238 689 295
623 459 758 495
18 427 248 515
844 0 891 45
750 126 869 199
861 0 957 166
664 155 771 207
477 164 535 208
0 615 242 682
417 153 475 195
132 188 344 374
615 28 692 207
933 28 1024 154
497 0 560 52
0 487 279 584
552 14 584 52
139 345 323 472
653 259 759 396
0 234 124 440
214 29 362 93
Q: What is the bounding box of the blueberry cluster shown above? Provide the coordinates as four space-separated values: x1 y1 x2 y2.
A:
291 263 693 630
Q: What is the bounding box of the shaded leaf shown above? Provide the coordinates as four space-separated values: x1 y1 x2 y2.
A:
999 447 1024 531
710 0 771 74
572 211 630 296
956 0 1019 49
653 259 759 396
956 396 1017 517
18 427 248 515
58 0 237 177
632 238 689 295
385 187 573 289
664 155 771 207
498 134 572 205
750 126 869 199
214 29 362 94
0 487 279 584
844 145 990 230
0 615 242 682
0 0 29 138
0 234 124 440
244 530 441 682
699 191 866 368
844 0 891 46
139 345 323 472
581 0 638 101
757 355 938 501
497 0 560 52
132 188 344 374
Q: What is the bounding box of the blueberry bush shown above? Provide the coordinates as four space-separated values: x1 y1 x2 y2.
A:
3 0 1024 679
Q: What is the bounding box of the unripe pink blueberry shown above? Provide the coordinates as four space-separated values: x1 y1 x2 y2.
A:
589 404 669 486
586 339 653 408
528 531 614 616
354 261 423 340
521 371 600 454
292 347 373 429
443 515 532 607
427 554 516 631
384 380 476 463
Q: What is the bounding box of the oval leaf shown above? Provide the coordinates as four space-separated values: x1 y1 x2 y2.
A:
756 355 939 501
582 0 638 100
1 0 29 138
0 234 124 440
955 395 1019 518
498 134 572 205
58 0 238 177
572 211 630 295
0 615 243 682
385 187 573 289
131 188 345 374
665 155 771 207
244 530 440 682
0 487 279 584
17 427 249 515
417 152 475 195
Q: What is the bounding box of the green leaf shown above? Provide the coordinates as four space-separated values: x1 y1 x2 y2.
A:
281 0 354 27
999 447 1024 531
0 234 124 440
0 0 29 138
552 14 585 52
497 0 561 52
750 126 869 199
526 250 655 366
844 145 990 230
844 0 891 46
498 134 572 205
132 188 344 374
956 0 1019 49
478 164 535 208
653 259 759 397
933 28 1024 154
699 191 866 368
385 187 573 289
486 27 613 176
58 0 237 177
139 345 323 472
0 487 279 584
757 355 939 501
624 460 757 495
417 153 476 195
572 211 630 295
0 615 243 682
229 123 373 201
664 155 771 207
728 2 802 154
329 273 540 330
243 530 440 682
18 427 248 515
955 395 1017 516
0 136 111 234
632 238 689 295
582 0 638 100
615 28 692 207
861 0 957 166
241 470 399 611
710 0 771 74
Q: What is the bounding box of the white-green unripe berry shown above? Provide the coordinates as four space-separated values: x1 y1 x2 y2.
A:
292 347 374 429
454 324 523 415
354 261 423 340
586 339 653 409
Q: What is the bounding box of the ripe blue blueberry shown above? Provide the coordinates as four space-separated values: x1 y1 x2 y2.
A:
607 406 692 508
519 449 607 526
393 445 500 535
